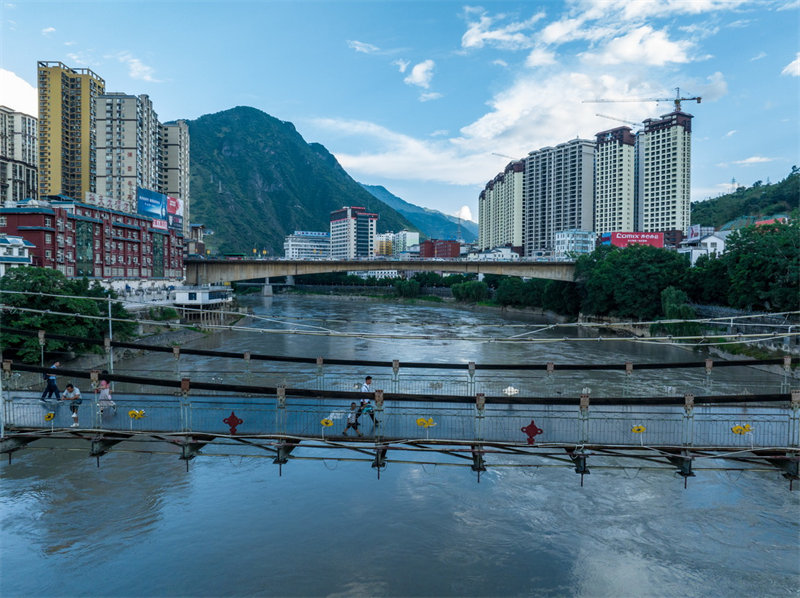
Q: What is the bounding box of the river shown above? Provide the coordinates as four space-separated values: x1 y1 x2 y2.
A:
1 294 798 598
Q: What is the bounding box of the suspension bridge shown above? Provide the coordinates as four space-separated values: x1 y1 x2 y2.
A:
2 347 798 488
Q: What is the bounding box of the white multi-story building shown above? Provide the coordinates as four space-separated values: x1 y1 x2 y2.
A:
161 120 191 237
523 139 595 256
594 127 635 234
639 111 692 234
553 229 596 260
329 206 377 260
478 160 524 251
0 234 35 276
96 93 161 213
393 230 419 256
283 230 330 259
0 106 38 203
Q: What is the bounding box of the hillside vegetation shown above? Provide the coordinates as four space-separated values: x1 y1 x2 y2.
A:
691 167 799 228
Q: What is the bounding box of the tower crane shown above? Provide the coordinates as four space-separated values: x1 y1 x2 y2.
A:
491 152 515 159
583 87 701 112
595 113 642 127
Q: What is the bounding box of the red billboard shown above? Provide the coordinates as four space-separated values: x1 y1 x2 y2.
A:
608 232 664 248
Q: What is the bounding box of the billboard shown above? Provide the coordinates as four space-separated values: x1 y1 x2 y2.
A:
166 195 184 232
137 187 168 230
601 232 664 248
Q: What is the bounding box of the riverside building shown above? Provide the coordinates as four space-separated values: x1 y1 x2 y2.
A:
478 160 524 252
639 111 693 234
37 61 105 200
329 206 377 260
594 127 636 234
0 106 38 203
0 197 183 279
283 230 330 259
523 139 595 256
160 120 191 237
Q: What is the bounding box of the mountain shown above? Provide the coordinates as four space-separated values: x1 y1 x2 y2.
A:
691 168 799 228
187 106 416 254
360 183 479 242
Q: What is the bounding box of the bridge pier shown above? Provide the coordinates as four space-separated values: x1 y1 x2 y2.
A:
90 433 130 467
0 436 36 463
262 284 273 296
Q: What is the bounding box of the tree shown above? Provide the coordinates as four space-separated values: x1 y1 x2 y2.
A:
0 267 134 363
495 277 526 306
724 221 800 312
451 281 489 302
575 245 689 320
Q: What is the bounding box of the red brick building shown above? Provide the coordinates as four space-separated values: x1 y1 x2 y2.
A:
0 197 183 279
420 239 461 258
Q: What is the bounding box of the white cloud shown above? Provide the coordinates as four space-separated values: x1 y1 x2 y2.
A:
582 26 693 65
455 206 475 222
392 59 410 73
41 26 55 36
724 130 737 138
781 53 800 76
404 60 435 89
750 51 766 61
732 156 775 165
347 40 380 54
116 53 161 82
461 9 545 50
696 71 727 102
419 92 442 102
575 0 750 21
525 47 556 67
0 68 37 116
492 59 509 68
312 117 495 185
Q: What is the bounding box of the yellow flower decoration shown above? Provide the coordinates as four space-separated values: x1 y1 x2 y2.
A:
44 412 55 422
128 410 139 419
321 418 333 427
631 425 646 434
416 417 437 428
731 425 744 435
742 424 752 433
136 410 146 419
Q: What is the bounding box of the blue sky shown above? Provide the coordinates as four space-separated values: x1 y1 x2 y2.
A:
1 0 798 222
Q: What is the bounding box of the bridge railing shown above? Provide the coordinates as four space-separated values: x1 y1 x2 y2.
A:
8 393 798 449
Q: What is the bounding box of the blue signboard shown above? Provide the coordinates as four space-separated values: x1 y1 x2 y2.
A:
137 187 168 230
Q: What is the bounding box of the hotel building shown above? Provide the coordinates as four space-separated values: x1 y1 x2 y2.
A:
329 206 377 260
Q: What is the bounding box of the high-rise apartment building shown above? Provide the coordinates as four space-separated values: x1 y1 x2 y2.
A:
594 127 635 234
37 61 105 200
161 120 191 236
392 229 419 256
478 160 524 251
96 93 160 213
0 106 38 203
375 232 393 256
523 139 595 256
639 111 692 234
329 206 377 259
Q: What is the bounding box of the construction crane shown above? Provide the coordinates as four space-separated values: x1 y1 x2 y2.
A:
491 152 515 159
595 113 642 127
583 87 701 112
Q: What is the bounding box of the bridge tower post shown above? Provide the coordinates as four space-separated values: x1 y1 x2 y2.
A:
467 362 476 396
262 278 273 296
316 357 324 390
180 377 192 432
391 360 400 394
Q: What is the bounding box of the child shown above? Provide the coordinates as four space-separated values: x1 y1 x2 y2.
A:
358 397 375 424
97 376 116 417
343 402 362 437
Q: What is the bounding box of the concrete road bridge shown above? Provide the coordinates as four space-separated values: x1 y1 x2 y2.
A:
184 258 576 286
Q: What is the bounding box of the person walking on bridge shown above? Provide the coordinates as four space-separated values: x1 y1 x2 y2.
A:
40 361 61 401
360 376 373 393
